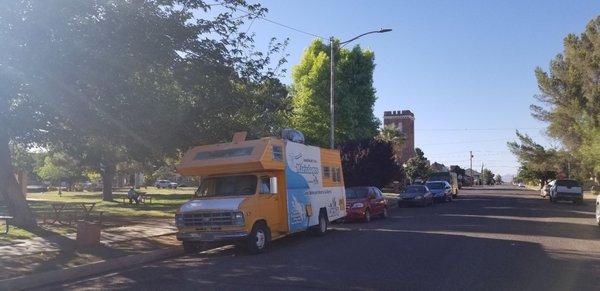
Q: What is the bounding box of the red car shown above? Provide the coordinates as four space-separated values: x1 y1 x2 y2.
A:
345 186 389 222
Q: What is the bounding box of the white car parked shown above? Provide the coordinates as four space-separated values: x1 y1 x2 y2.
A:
596 194 600 227
155 180 178 189
541 180 555 198
549 179 583 204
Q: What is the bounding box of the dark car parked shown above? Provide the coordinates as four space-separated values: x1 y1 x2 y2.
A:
345 186 389 222
425 181 453 202
398 185 434 207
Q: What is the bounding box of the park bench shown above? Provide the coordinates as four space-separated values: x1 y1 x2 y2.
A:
0 215 13 234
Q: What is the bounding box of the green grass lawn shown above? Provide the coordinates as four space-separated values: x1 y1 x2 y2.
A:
27 187 194 219
0 188 193 246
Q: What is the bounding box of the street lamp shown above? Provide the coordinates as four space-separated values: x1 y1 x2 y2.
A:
329 28 392 149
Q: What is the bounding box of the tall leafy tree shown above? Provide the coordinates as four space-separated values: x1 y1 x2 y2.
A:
36 152 83 192
404 148 430 183
532 16 600 181
515 164 556 187
508 131 560 187
0 0 288 225
481 169 495 186
9 143 42 182
290 39 380 147
379 125 405 165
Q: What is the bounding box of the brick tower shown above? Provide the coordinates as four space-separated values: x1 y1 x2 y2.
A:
383 110 415 163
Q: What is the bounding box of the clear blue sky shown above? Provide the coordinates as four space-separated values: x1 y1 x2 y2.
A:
221 0 599 177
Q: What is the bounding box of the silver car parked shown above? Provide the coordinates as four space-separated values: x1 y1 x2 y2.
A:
541 180 555 198
596 195 600 227
549 179 583 204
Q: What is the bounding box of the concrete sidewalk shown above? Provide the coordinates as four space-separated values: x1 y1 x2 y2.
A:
0 218 179 282
0 219 176 257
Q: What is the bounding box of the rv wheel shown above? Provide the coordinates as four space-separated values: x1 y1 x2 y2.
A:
246 222 270 254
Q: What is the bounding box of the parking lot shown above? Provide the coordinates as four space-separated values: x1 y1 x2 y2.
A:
44 185 600 291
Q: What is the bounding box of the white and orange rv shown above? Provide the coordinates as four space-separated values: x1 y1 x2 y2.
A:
175 131 346 253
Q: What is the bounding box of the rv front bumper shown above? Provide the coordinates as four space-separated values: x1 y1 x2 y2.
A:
177 230 248 242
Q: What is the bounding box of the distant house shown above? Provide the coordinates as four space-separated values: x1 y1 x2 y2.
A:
430 162 448 172
465 169 481 185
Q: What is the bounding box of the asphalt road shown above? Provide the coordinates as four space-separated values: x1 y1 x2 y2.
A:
45 185 600 291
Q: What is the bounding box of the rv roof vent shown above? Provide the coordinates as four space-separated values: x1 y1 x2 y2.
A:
281 128 305 144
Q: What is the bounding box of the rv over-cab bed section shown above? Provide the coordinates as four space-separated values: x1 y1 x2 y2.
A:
177 137 285 176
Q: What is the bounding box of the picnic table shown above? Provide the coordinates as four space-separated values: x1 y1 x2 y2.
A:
0 215 13 234
45 202 103 225
119 192 152 204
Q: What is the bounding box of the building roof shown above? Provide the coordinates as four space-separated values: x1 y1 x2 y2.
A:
465 169 481 176
384 110 414 117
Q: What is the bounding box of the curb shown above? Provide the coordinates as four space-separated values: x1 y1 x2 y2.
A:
0 246 184 290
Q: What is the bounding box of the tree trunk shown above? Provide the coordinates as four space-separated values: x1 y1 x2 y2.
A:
101 164 115 201
0 134 37 228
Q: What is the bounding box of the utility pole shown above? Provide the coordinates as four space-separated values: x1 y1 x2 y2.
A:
481 163 484 186
329 37 335 149
469 151 473 175
329 28 392 149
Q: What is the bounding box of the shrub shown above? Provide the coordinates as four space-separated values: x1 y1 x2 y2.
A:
340 138 403 188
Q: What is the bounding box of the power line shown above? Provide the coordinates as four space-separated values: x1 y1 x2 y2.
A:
215 2 324 39
254 15 324 39
418 127 544 132
420 138 508 146
427 152 509 158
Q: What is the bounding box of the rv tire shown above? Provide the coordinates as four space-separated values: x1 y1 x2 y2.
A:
246 221 270 254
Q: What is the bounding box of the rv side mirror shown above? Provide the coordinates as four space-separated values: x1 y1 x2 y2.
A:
269 177 278 194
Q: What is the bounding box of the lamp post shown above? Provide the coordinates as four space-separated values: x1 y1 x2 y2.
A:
329 28 392 149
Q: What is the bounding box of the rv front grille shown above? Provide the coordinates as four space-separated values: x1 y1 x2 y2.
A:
180 211 235 227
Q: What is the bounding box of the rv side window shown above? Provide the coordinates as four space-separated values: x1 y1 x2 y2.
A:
323 166 331 179
260 177 271 194
272 145 283 161
333 168 341 182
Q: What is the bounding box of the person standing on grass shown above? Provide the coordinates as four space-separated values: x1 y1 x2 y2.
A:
127 187 140 204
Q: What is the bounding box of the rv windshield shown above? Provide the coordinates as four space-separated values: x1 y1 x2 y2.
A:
195 175 257 197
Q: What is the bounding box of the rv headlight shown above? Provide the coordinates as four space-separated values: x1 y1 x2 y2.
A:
352 203 364 209
232 211 245 226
